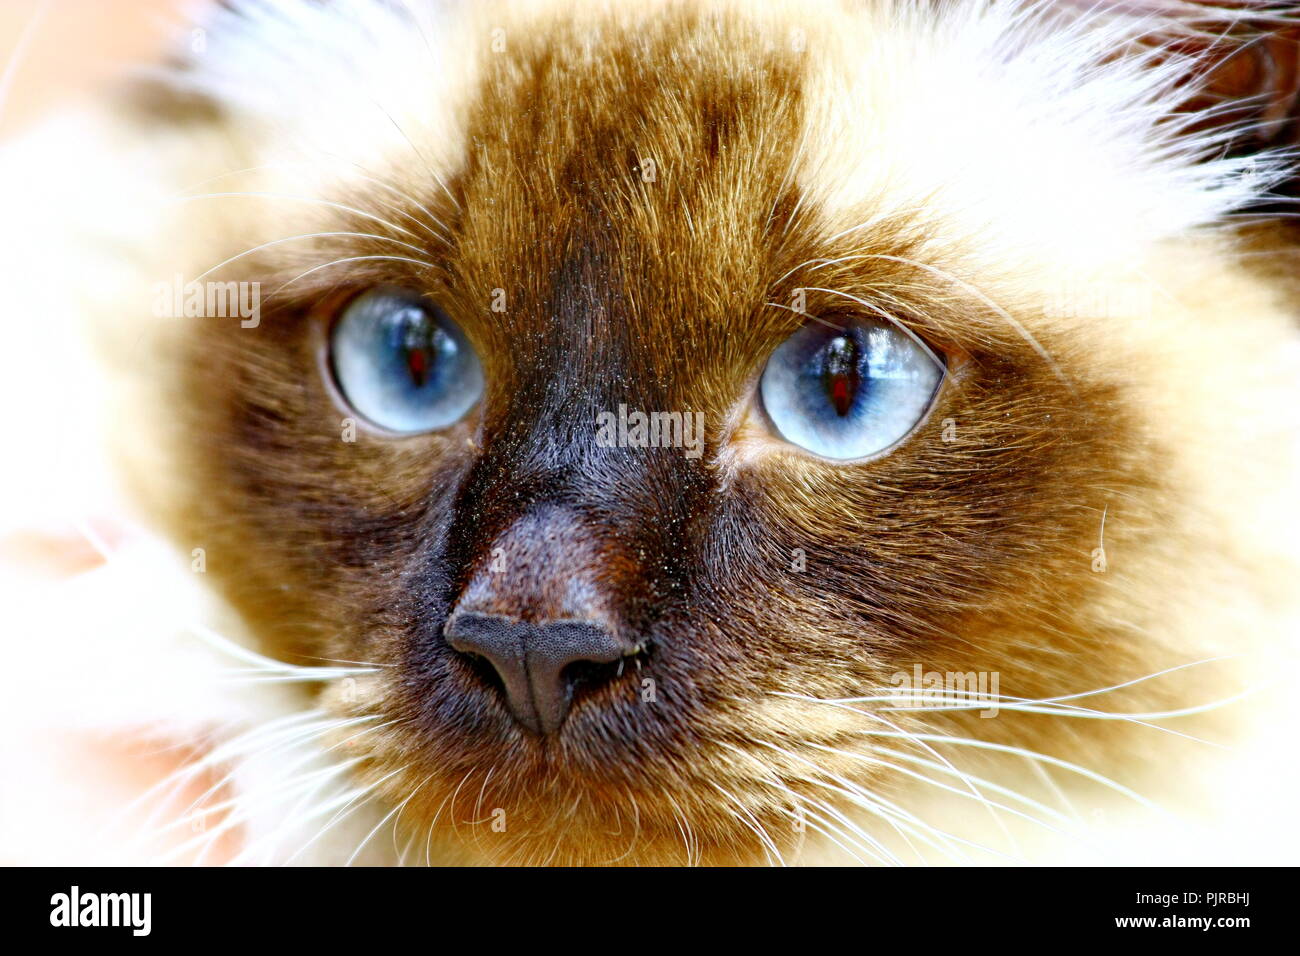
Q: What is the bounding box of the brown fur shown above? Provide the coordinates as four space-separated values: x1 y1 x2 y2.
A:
98 1 1300 864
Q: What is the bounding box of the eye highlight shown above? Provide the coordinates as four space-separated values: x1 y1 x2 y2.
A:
329 287 483 434
759 318 943 460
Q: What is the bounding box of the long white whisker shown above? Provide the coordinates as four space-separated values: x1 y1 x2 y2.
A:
793 770 999 865
165 715 380 837
346 770 430 867
192 757 368 866
192 231 432 284
246 720 404 865
171 192 424 240
177 159 452 241
774 692 1023 855
874 729 1162 811
736 737 976 864
268 254 435 299
776 803 874 866
371 101 460 213
846 743 1073 831
111 710 329 839
186 623 372 678
283 764 408 866
730 739 902 865
139 715 381 864
710 783 786 866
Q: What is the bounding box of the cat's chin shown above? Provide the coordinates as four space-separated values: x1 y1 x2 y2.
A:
389 774 813 867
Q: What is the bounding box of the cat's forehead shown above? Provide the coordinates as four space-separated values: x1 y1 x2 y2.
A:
196 0 1278 361
443 5 810 352
282 0 1266 327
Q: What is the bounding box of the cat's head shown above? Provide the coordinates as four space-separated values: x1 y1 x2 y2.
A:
128 0 1299 863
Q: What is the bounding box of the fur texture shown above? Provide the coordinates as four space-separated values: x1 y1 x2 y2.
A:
3 0 1299 865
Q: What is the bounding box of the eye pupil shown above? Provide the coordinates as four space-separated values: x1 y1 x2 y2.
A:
397 311 440 387
821 335 861 417
406 345 431 386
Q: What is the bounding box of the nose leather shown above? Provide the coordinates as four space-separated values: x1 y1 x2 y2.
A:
441 504 641 734
445 611 631 734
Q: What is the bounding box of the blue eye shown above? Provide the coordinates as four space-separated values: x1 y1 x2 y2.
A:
759 319 943 460
330 287 483 434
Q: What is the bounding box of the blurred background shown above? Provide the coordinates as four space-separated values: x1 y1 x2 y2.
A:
0 0 235 865
1 0 180 136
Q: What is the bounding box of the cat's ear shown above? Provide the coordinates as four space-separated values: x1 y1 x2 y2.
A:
127 0 467 173
1082 1 1300 195
1151 3 1299 158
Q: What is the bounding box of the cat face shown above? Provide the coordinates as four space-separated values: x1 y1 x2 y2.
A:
145 0 1298 863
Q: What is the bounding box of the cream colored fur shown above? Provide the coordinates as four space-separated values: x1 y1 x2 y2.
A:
1 0 1297 864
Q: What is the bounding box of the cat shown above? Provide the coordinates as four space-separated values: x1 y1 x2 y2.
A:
1 0 1298 866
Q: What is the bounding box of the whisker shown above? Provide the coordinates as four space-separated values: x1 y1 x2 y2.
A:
177 159 452 241
191 757 367 867
719 738 903 865
283 764 409 866
836 743 1072 831
393 770 438 865
219 671 379 685
662 791 699 866
792 772 986 865
710 783 786 866
298 654 392 669
267 254 435 300
797 693 1025 855
371 101 460 213
875 729 1162 812
138 716 380 864
187 623 375 678
346 769 429 867
775 804 874 866
171 192 424 241
738 737 975 864
246 719 407 866
109 709 328 839
192 231 432 284
164 715 381 837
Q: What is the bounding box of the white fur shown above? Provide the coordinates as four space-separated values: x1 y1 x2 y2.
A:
1 0 1297 865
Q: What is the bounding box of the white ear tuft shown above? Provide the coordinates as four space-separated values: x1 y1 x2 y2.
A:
161 0 473 176
802 0 1300 276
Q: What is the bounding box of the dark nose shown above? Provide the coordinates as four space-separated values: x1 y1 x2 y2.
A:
442 505 639 735
445 612 633 734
